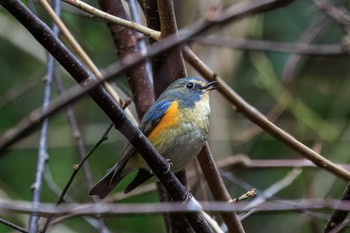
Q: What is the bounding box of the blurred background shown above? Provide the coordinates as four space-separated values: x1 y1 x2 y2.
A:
1 0 350 232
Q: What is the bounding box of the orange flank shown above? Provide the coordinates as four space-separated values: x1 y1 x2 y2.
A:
148 100 179 141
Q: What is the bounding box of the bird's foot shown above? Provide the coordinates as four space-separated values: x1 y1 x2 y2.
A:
149 159 173 175
164 159 173 174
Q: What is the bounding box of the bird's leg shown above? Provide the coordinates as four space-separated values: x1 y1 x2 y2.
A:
149 159 172 175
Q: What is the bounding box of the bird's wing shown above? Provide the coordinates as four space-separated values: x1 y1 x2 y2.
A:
116 99 174 168
138 99 174 136
121 99 179 193
89 100 176 198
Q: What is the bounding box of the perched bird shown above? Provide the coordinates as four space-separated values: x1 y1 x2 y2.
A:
89 77 217 199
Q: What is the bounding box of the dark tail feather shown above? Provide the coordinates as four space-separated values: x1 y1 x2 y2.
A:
124 169 153 194
89 165 125 199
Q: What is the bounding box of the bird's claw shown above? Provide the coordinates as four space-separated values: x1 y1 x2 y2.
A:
164 159 173 174
149 159 173 175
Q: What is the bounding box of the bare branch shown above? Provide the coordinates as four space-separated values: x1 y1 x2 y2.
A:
98 0 154 118
0 77 40 109
62 0 160 39
194 37 344 55
29 1 59 230
217 156 350 170
2 199 350 216
239 168 302 220
0 217 28 233
39 0 137 124
324 183 350 232
198 143 245 233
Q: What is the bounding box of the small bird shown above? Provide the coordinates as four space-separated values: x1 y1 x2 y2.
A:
89 77 217 199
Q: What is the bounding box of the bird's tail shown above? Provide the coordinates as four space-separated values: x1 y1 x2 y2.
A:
88 162 126 199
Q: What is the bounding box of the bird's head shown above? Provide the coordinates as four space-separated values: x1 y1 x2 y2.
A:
159 77 217 108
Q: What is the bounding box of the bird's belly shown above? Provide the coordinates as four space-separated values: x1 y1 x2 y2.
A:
149 120 208 172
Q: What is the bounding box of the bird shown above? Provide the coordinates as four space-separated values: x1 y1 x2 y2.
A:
89 77 217 199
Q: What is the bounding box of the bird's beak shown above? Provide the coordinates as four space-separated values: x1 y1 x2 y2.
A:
201 81 218 92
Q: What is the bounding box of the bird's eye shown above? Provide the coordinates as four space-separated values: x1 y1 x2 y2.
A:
186 82 195 89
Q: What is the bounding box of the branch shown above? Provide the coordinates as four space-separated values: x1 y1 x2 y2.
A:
0 217 28 233
62 0 160 39
157 0 187 80
29 1 59 230
194 37 344 55
282 15 330 87
198 143 245 233
98 0 154 118
216 156 350 170
239 168 302 220
313 0 350 34
39 0 137 124
324 183 350 232
0 77 40 109
3 199 350 215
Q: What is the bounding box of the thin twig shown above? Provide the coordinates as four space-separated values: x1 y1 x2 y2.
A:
0 217 28 233
313 0 350 34
282 15 330 86
28 1 59 230
216 156 350 171
59 123 114 206
194 37 344 55
198 143 245 233
324 183 350 232
62 0 160 39
0 77 41 109
327 219 350 233
43 165 114 232
4 199 350 215
41 77 111 233
239 168 302 220
39 0 137 124
40 123 114 232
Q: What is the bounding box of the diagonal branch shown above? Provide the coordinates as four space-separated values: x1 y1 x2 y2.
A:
198 143 245 233
39 0 137 124
98 0 154 119
0 217 28 233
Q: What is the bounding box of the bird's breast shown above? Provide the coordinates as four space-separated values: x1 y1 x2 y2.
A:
152 99 211 171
